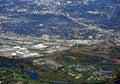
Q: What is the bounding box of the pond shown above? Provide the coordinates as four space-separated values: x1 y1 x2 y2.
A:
100 68 113 74
0 65 39 80
19 66 39 80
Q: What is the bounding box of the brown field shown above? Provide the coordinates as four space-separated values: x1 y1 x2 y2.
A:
70 46 111 55
70 46 94 53
69 46 113 61
66 56 77 61
114 59 120 64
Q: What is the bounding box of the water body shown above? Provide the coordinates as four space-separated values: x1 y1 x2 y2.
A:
19 66 39 80
0 65 39 80
100 68 113 74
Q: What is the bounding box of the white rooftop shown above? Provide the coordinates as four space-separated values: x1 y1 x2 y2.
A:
32 44 47 49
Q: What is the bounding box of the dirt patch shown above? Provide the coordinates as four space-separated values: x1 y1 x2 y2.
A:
70 47 93 53
114 59 120 64
70 48 81 53
66 56 77 61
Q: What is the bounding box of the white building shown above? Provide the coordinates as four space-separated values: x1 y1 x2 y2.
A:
42 34 49 40
23 53 40 58
32 44 47 49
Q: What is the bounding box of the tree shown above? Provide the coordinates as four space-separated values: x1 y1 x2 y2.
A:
113 67 120 84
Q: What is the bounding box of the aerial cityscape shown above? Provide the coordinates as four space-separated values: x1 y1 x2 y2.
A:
0 0 120 84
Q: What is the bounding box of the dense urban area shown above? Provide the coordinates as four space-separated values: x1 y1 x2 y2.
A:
0 0 120 84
